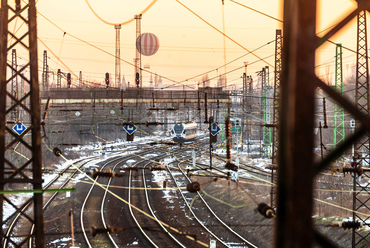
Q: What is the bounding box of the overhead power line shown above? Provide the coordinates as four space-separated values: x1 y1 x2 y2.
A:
175 0 274 68
229 0 283 23
84 0 158 26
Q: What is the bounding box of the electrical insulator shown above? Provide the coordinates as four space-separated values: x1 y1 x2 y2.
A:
89 168 116 179
343 164 363 176
341 221 362 230
135 72 139 87
91 225 123 237
67 73 71 88
225 162 238 171
53 147 62 157
150 165 165 171
187 182 201 192
257 203 276 219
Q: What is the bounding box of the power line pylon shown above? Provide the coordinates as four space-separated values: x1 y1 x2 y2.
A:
0 0 44 247
115 24 121 88
352 8 370 248
333 44 345 150
262 66 272 158
277 0 370 246
270 29 282 209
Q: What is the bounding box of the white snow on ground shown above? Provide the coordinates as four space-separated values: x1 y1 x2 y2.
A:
48 237 72 246
3 135 166 223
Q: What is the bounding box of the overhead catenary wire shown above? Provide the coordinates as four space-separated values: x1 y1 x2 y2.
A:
37 5 279 90
176 0 274 69
84 0 158 26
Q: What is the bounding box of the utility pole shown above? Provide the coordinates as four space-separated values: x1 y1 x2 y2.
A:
135 15 142 88
79 71 82 88
0 0 45 246
115 24 121 88
242 62 248 152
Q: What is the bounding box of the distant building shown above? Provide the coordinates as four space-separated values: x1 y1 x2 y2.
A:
121 75 127 90
158 76 163 89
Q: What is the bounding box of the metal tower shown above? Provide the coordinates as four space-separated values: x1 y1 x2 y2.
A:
276 0 370 247
135 14 142 88
352 9 370 248
270 29 282 209
0 0 44 246
262 66 272 157
115 24 121 88
42 50 48 91
272 29 282 165
57 69 62 89
11 49 19 121
333 44 345 149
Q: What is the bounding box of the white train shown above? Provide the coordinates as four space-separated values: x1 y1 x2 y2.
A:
172 122 198 143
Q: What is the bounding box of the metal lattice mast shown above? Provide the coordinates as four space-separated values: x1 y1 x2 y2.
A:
42 50 47 91
259 67 265 156
11 49 19 121
353 9 370 248
270 29 282 209
57 69 61 89
135 14 142 88
115 24 121 88
272 29 282 164
0 0 44 246
79 71 82 88
333 44 345 149
262 66 271 157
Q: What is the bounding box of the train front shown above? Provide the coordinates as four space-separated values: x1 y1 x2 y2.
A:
172 123 185 143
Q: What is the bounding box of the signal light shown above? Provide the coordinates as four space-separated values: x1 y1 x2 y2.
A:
105 72 109 87
67 73 71 88
135 72 140 87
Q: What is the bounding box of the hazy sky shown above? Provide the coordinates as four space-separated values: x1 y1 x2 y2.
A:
12 0 361 89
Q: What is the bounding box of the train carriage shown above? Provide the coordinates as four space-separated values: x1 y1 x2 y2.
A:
172 122 197 143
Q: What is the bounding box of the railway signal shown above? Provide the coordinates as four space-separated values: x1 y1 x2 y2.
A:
225 113 238 171
105 72 109 88
12 123 27 135
209 122 221 138
123 124 136 141
135 72 140 87
67 73 71 88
